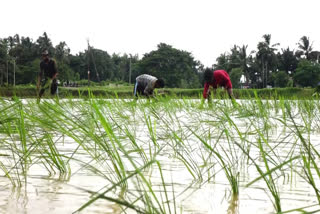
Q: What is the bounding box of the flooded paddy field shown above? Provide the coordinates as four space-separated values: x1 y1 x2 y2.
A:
0 97 320 214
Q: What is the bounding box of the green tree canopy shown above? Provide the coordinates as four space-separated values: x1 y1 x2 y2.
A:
1 32 320 89
256 34 279 87
229 68 243 88
273 71 289 88
293 60 320 87
297 36 313 60
135 43 201 88
277 47 298 75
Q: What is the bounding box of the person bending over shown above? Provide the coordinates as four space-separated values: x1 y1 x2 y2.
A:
203 68 233 101
134 74 164 97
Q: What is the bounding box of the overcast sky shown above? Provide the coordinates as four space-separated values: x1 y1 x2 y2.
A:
1 0 319 67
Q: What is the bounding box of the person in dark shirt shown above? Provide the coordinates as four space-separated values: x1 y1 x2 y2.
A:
37 50 58 101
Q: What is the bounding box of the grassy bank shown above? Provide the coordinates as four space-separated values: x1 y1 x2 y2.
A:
0 85 317 99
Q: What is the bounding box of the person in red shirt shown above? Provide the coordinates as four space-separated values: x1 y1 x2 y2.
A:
203 68 233 100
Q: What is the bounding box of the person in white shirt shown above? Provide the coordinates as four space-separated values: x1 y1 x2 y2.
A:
134 74 164 97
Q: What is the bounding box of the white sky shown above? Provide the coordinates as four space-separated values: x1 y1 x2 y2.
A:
1 0 319 67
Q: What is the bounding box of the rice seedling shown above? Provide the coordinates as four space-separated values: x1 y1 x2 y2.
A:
0 93 320 213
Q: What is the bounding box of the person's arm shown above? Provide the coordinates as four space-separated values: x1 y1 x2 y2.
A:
227 88 239 107
203 82 210 99
37 64 43 92
144 81 154 96
144 88 154 97
52 60 58 79
227 88 233 99
225 78 233 99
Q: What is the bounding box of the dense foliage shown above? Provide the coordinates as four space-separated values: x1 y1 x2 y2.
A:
0 32 319 88
134 43 201 88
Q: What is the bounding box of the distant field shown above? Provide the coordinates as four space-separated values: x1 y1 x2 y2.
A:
0 85 317 99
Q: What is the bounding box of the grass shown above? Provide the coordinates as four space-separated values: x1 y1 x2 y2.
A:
0 94 319 213
0 85 317 99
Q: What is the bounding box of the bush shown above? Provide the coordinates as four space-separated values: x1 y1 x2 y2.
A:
274 71 289 87
293 60 320 87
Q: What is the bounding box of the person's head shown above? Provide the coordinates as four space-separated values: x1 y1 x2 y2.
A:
41 50 49 61
204 68 214 84
155 79 165 88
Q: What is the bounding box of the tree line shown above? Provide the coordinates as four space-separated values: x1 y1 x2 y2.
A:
0 32 319 88
216 34 320 88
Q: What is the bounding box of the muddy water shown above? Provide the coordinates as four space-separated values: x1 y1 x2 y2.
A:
0 99 320 213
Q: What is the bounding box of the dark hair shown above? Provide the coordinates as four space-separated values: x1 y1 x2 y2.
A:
204 68 213 83
156 79 165 88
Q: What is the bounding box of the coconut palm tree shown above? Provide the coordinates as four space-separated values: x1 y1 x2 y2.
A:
297 36 313 60
278 47 298 75
256 34 279 88
238 45 254 85
0 39 8 85
36 32 54 55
